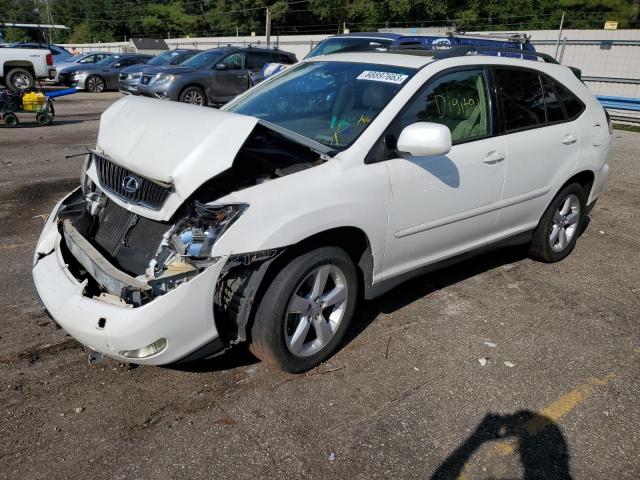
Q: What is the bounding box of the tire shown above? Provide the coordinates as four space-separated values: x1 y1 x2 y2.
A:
529 183 587 263
3 113 19 127
179 86 206 106
36 113 53 126
249 247 358 373
6 68 34 91
85 75 105 93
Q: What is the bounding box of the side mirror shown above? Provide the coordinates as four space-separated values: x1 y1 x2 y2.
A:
215 63 226 70
397 122 452 157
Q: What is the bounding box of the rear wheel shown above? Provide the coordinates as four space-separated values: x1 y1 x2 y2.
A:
529 183 587 262
249 247 358 373
179 86 206 106
6 68 34 91
85 75 105 93
3 113 19 127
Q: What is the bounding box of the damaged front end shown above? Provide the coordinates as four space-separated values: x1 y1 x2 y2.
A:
54 186 250 308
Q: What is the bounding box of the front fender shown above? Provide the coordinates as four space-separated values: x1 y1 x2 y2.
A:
211 159 390 280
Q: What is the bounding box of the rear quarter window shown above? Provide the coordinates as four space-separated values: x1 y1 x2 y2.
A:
553 80 585 120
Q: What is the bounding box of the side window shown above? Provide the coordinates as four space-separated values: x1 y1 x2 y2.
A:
398 68 490 144
494 68 545 132
246 52 273 70
275 53 295 64
541 76 565 123
222 53 244 70
553 80 585 120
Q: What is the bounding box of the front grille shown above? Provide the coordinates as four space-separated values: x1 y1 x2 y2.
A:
91 200 171 275
93 154 171 210
141 74 152 85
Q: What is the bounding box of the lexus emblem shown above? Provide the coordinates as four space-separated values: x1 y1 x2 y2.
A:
122 175 140 193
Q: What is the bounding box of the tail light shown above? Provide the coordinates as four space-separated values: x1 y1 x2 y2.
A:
46 53 53 66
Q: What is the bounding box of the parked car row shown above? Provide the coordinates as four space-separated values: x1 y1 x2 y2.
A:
50 45 297 106
130 46 296 105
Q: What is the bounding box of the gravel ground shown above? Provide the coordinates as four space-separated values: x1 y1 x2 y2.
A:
0 91 638 479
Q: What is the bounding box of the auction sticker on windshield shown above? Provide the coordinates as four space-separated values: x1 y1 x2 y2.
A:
356 70 409 84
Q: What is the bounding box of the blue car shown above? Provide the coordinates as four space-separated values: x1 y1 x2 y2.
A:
305 32 536 59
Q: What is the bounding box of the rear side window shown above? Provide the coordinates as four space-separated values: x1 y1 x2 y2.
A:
541 76 565 123
494 68 545 132
553 80 585 120
246 52 273 70
397 68 490 143
275 53 296 64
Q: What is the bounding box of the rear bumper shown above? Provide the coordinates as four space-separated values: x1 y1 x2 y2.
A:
32 195 226 365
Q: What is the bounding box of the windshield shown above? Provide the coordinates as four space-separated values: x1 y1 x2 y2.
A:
181 50 223 68
226 61 414 150
148 50 182 66
306 37 394 59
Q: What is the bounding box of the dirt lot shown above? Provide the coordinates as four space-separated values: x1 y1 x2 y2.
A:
1 92 639 479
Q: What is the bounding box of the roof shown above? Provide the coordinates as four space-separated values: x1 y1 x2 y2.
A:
130 38 168 50
330 32 403 40
307 51 435 69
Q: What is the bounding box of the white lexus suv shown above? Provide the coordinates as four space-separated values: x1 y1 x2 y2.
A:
33 47 611 372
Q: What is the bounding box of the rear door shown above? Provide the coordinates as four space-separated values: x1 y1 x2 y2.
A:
492 67 580 236
209 52 248 102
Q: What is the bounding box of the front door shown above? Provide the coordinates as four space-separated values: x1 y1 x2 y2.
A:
380 67 507 280
209 52 249 102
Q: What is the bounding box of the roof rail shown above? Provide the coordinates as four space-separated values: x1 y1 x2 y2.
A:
434 45 558 64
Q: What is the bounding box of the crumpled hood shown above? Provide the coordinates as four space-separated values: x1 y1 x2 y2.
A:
96 96 258 208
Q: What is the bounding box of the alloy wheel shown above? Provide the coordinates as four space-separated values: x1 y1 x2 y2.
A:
87 76 105 92
13 73 31 89
284 264 349 358
549 193 580 252
183 90 204 105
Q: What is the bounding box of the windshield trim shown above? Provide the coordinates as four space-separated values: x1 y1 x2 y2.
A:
258 120 338 157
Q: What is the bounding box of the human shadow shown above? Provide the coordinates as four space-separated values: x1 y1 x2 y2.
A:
431 410 572 480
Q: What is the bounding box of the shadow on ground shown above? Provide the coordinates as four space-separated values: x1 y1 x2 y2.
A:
431 410 572 479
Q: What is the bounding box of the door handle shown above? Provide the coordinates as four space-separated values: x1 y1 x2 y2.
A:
562 134 577 145
482 152 506 164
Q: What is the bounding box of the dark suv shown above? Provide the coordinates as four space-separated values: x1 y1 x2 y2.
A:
137 46 297 105
118 49 200 95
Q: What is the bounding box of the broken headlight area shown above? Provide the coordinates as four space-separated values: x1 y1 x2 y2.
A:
54 188 248 307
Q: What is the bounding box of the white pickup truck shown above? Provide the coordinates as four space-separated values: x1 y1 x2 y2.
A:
0 46 54 90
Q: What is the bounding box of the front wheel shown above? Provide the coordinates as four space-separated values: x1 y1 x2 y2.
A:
85 75 105 93
179 86 206 106
249 247 358 373
529 183 587 263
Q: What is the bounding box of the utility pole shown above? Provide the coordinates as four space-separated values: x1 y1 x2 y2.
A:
265 8 271 47
554 11 565 60
44 0 54 44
